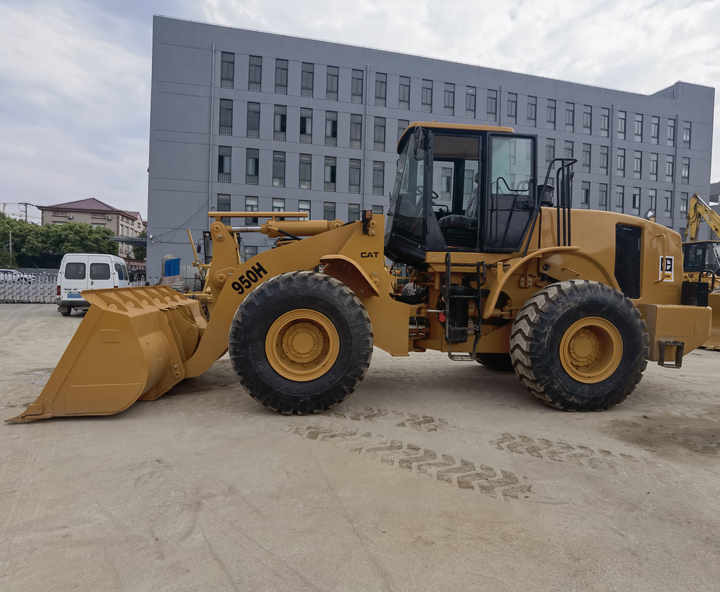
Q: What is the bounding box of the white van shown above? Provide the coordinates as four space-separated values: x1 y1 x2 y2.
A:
57 253 130 316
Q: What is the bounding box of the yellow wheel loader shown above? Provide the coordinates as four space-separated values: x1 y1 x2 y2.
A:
8 123 713 423
682 193 720 350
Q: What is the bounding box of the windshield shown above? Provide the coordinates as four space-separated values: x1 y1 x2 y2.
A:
386 132 425 247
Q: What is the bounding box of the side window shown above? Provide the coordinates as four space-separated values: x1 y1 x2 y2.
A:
90 263 111 280
615 224 642 298
114 263 127 281
64 262 86 279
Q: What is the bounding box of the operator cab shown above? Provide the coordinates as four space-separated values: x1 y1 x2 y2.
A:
683 240 720 275
385 123 540 264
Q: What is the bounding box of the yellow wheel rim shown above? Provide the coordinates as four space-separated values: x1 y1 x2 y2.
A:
265 309 340 382
559 317 623 384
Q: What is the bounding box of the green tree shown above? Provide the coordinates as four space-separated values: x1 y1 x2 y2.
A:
131 230 147 261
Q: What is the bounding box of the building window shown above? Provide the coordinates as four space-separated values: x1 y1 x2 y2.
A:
617 110 626 139
580 181 590 208
682 121 691 148
546 99 556 128
631 187 641 211
300 108 313 143
399 75 411 109
507 92 517 122
244 196 258 225
271 198 285 214
324 156 337 192
600 145 609 175
616 148 625 177
299 154 312 189
375 72 387 106
372 204 384 214
563 140 574 159
326 65 339 101
351 69 364 103
349 159 361 194
647 188 657 212
466 86 477 117
680 192 689 214
582 143 591 173
273 105 287 141
274 58 288 94
272 151 286 187
350 114 363 148
301 62 314 97
565 102 574 132
649 153 658 181
444 83 455 115
217 193 231 224
374 116 386 151
545 138 555 165
600 107 609 137
243 246 258 262
667 118 676 146
248 55 262 91
665 155 674 183
323 201 336 220
527 95 537 126
245 148 258 185
218 145 231 183
298 199 311 218
220 51 234 88
246 102 260 138
582 105 592 134
372 161 385 196
650 116 659 144
487 89 497 120
397 119 409 142
681 157 690 184
440 166 452 196
632 151 642 179
633 113 643 142
347 203 360 222
664 190 673 213
615 185 625 211
421 79 433 112
599 183 608 209
219 99 233 135
325 111 338 146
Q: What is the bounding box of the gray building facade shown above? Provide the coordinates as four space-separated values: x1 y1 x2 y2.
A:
148 15 715 276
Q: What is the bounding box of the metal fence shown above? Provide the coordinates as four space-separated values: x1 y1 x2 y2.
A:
0 272 58 304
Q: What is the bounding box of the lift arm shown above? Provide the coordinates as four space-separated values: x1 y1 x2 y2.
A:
685 194 720 242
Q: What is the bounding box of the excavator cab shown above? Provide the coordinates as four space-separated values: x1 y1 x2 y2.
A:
683 240 720 277
385 123 540 264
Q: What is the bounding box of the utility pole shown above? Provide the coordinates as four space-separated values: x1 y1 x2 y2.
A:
18 202 35 223
8 229 12 265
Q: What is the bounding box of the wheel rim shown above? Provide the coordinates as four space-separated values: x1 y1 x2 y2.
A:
265 309 340 382
559 317 623 384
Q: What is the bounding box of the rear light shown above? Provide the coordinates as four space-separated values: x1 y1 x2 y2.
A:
56 286 60 296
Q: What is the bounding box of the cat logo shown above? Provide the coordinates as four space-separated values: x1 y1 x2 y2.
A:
361 251 379 258
658 255 674 282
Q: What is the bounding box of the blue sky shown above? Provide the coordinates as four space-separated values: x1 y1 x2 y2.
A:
1 0 718 218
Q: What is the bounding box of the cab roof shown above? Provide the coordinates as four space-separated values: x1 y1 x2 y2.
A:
397 122 515 153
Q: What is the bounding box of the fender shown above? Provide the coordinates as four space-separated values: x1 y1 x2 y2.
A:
482 246 621 318
320 254 380 297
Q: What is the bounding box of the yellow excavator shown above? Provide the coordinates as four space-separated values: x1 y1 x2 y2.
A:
682 193 720 349
8 123 712 423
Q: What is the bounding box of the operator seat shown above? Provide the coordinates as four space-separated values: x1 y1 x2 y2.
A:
438 214 477 249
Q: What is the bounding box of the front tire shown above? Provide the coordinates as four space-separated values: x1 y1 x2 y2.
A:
229 271 373 414
510 280 648 411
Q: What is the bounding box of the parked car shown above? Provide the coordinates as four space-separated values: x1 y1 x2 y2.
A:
0 269 34 283
56 254 130 316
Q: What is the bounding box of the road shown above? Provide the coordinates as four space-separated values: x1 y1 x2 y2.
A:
1 304 719 591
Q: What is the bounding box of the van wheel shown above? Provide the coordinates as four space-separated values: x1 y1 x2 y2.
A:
229 271 373 414
59 305 71 317
510 280 648 411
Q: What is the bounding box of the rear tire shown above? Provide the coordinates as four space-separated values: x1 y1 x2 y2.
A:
229 271 373 414
510 280 648 411
476 353 514 372
59 305 71 317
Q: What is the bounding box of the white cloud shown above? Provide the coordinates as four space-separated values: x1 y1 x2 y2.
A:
0 0 718 221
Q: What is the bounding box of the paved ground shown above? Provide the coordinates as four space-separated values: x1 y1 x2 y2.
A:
1 304 719 592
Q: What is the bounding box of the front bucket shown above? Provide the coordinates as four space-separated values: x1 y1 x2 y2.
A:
7 286 206 423
704 292 720 351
